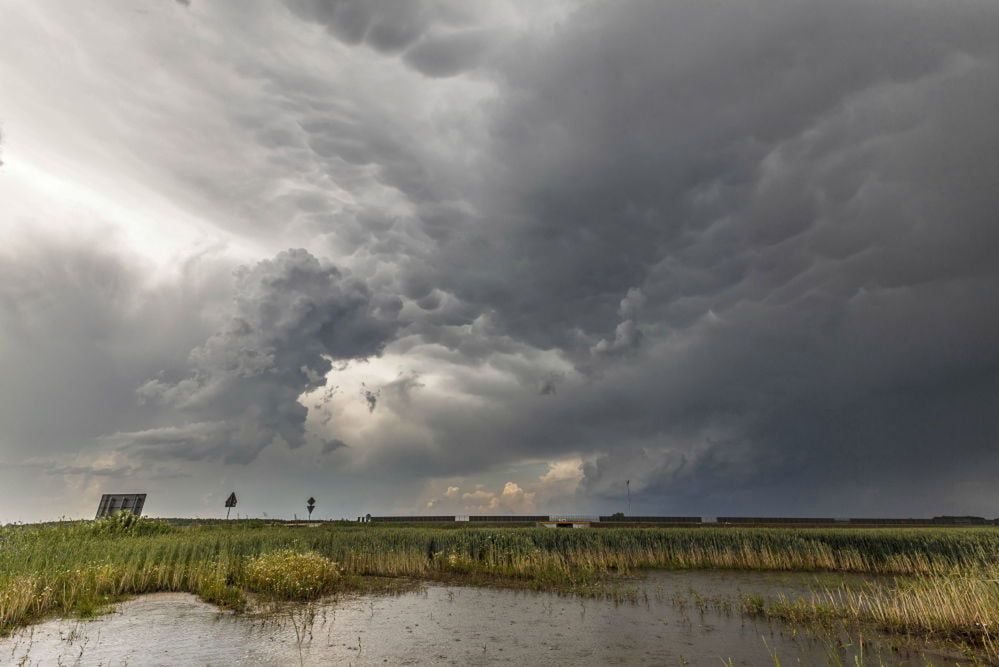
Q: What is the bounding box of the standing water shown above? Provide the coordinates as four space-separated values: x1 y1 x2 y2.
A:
0 571 975 665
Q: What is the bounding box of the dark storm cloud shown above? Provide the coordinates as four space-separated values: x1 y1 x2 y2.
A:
413 0 999 351
5 0 999 518
52 0 998 514
317 0 999 513
119 249 402 463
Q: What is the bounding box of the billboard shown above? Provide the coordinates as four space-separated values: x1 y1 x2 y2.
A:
95 493 147 518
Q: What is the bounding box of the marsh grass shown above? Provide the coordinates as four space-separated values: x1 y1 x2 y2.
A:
743 564 999 660
2 519 997 655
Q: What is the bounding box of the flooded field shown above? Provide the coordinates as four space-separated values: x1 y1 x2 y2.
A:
1 571 975 666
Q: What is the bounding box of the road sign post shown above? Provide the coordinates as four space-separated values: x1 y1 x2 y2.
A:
225 492 237 519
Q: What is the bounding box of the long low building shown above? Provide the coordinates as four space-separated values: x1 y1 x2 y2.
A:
366 514 683 524
363 514 999 525
599 515 701 523
368 515 456 523
849 516 991 525
716 517 837 524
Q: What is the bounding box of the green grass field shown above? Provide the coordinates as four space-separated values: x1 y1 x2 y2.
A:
2 516 998 657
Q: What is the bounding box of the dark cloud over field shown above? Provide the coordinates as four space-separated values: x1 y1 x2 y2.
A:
1 0 998 520
119 249 401 463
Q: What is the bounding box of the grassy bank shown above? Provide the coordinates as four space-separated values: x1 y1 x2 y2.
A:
744 564 999 659
2 517 998 656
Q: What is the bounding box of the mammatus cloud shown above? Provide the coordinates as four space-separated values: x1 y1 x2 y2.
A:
287 0 503 77
117 249 401 463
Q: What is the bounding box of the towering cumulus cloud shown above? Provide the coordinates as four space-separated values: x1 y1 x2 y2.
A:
123 249 401 463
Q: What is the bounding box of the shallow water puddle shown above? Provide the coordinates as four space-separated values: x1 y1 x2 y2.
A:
1 571 974 666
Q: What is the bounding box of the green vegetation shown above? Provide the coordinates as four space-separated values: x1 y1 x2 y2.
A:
1 518 997 657
244 549 342 600
743 564 999 659
88 511 175 537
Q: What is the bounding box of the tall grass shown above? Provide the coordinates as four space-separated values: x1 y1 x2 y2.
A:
2 519 997 651
745 564 999 659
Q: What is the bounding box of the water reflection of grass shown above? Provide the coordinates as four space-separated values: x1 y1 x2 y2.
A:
1 517 997 658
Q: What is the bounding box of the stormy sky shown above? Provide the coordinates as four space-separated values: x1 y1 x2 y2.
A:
2 0 998 522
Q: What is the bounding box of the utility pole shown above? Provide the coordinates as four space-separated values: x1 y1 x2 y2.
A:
626 480 631 515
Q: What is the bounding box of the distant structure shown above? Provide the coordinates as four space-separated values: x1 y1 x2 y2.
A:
225 492 238 519
360 514 999 527
95 493 146 518
541 516 593 529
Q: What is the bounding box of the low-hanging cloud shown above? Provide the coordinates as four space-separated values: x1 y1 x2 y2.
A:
121 249 402 463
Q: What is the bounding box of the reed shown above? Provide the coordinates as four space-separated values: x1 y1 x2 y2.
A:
2 518 997 650
743 564 999 659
